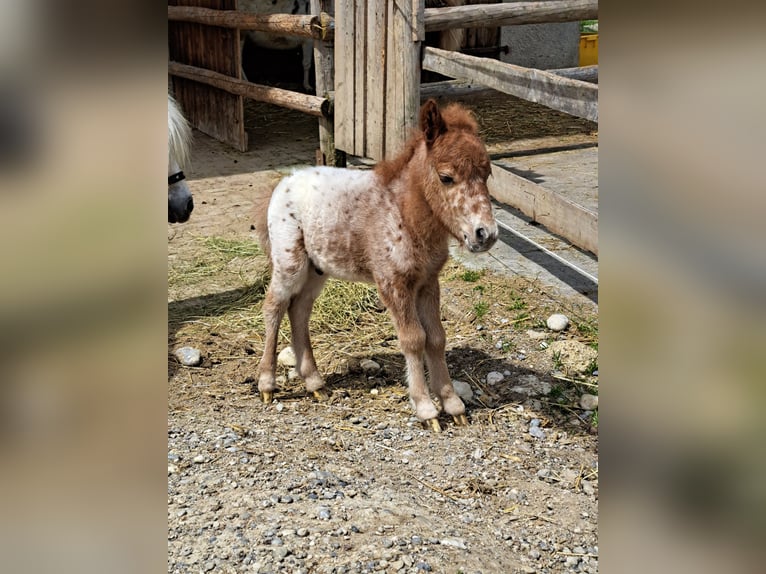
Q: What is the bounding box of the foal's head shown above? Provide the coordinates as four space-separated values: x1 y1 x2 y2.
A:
419 99 497 252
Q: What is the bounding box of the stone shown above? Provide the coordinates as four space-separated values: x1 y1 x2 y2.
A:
360 359 381 374
451 380 473 402
277 346 297 367
440 537 467 550
510 374 552 397
580 393 599 410
546 313 569 331
486 371 505 385
175 346 202 367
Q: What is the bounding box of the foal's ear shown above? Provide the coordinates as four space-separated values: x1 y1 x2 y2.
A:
420 99 445 146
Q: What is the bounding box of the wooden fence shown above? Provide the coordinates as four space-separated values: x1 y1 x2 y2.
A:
168 0 598 254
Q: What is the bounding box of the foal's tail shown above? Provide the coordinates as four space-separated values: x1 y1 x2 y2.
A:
251 179 277 262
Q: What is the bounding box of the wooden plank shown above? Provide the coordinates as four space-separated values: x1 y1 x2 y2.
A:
422 46 598 122
333 0 355 155
168 62 331 117
489 162 598 256
353 0 367 156
402 2 422 147
169 0 246 152
168 6 334 40
424 0 597 31
365 1 387 160
384 0 402 158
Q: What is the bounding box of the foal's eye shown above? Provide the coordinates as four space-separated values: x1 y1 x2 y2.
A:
439 174 454 185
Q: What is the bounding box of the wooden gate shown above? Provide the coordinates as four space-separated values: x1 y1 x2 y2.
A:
334 0 424 161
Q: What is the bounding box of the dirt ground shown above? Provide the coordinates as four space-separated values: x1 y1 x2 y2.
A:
168 94 598 574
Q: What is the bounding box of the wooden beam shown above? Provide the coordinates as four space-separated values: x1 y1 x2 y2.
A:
489 163 598 256
420 65 597 99
424 0 597 31
422 46 597 122
549 65 598 84
168 61 331 117
167 6 335 41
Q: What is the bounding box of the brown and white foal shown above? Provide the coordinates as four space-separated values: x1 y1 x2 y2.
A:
254 99 497 431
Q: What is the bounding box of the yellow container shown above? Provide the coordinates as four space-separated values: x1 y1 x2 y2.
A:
579 34 598 66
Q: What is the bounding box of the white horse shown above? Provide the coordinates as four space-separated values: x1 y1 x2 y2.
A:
239 0 314 93
168 94 194 224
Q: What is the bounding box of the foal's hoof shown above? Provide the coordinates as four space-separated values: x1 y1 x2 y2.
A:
422 418 442 433
312 389 330 402
452 414 469 427
260 391 274 405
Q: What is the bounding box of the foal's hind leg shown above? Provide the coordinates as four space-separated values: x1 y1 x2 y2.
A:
418 278 468 426
257 286 290 404
257 246 310 403
288 268 328 400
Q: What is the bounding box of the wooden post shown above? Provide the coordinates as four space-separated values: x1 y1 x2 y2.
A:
310 1 345 166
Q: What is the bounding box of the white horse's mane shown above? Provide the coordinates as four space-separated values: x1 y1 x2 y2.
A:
168 94 192 169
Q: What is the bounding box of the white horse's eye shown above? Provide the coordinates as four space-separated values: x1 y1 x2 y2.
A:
439 174 454 185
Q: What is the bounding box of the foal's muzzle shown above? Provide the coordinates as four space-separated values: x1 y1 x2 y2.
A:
464 224 498 253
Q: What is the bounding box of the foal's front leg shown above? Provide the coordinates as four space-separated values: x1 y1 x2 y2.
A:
379 282 441 431
417 278 468 426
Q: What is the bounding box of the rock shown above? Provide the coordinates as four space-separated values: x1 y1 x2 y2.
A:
440 537 467 550
548 340 598 374
168 464 179 474
175 346 202 367
546 313 569 331
510 374 552 397
296 528 309 537
486 371 505 385
529 426 545 439
192 454 206 464
580 393 599 410
526 329 548 340
451 380 473 402
317 506 331 520
277 346 297 367
472 448 484 460
360 359 381 374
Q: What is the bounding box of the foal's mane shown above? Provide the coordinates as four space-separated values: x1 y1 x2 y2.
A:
168 95 192 169
374 102 480 187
